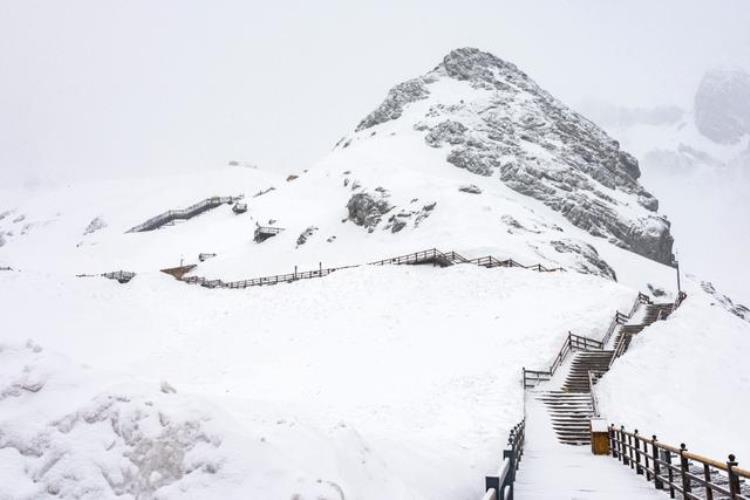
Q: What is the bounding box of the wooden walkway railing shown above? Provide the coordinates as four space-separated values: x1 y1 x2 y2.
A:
126 196 236 233
483 418 526 500
609 426 750 499
522 331 604 388
179 248 564 289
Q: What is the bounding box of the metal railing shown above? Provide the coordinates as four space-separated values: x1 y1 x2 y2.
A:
609 426 750 499
483 419 526 500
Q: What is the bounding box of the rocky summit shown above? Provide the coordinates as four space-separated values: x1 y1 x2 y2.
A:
348 47 674 265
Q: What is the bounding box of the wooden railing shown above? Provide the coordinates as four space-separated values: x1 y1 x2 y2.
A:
522 332 603 388
483 418 526 500
126 196 236 233
609 426 750 499
179 248 564 290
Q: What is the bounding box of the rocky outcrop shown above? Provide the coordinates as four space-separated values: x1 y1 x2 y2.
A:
84 217 107 235
346 192 393 231
550 239 617 280
356 78 432 131
296 226 319 247
701 281 750 323
355 47 675 264
458 184 482 194
695 69 750 144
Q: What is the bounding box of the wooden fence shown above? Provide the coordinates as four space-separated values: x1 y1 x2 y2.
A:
483 418 526 500
126 196 236 233
609 426 750 499
179 248 564 290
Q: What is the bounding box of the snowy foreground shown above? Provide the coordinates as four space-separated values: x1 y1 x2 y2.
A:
1 264 636 499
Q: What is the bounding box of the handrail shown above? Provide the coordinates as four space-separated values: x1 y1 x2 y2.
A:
126 196 236 233
484 418 526 500
523 331 603 388
609 425 750 498
178 248 564 290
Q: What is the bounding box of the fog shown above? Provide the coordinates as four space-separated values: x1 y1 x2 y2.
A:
1 0 749 301
2 0 748 185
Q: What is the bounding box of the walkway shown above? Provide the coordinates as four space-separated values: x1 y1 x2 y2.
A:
514 394 665 499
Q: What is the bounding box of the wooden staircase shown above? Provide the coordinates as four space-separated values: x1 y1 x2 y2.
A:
612 302 674 359
539 350 615 445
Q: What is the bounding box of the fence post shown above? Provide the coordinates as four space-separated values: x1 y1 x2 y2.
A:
665 448 675 498
609 425 617 458
644 435 651 481
679 443 691 497
628 432 634 469
634 430 643 474
621 427 629 465
702 463 713 500
653 435 663 490
727 454 741 499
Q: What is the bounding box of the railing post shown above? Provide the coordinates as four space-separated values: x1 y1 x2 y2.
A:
653 435 663 489
679 443 691 498
634 430 643 475
621 426 629 465
609 425 619 458
727 454 741 499
702 463 713 500
665 448 675 498
644 436 651 481
628 432 634 469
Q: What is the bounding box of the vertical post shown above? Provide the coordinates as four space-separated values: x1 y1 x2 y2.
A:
628 432 635 469
634 430 643 475
727 454 741 499
665 449 675 498
679 443 691 497
653 436 663 490
609 425 617 458
703 463 713 500
675 257 682 301
621 427 629 465
319 261 322 276
294 265 298 280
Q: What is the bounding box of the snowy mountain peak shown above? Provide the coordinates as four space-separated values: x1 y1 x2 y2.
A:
695 68 750 145
349 48 674 264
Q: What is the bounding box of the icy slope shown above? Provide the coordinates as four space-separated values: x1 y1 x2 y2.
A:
1 264 635 499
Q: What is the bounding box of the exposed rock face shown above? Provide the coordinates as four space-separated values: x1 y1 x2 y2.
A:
550 239 617 281
84 216 107 235
296 226 319 246
357 78 432 132
458 184 482 194
701 281 750 323
354 47 675 264
346 192 393 231
695 69 750 144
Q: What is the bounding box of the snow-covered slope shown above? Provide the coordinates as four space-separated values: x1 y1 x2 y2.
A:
1 48 746 499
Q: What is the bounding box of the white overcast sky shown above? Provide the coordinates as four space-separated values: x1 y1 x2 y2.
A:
1 0 749 186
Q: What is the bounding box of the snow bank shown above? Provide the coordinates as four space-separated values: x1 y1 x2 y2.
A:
598 277 750 462
1 264 635 498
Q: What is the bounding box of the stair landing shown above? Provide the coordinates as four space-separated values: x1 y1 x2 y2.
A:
515 395 666 499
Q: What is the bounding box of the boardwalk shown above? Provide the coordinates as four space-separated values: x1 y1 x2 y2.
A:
514 394 665 499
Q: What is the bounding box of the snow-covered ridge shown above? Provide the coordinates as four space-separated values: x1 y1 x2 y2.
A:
345 47 674 265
